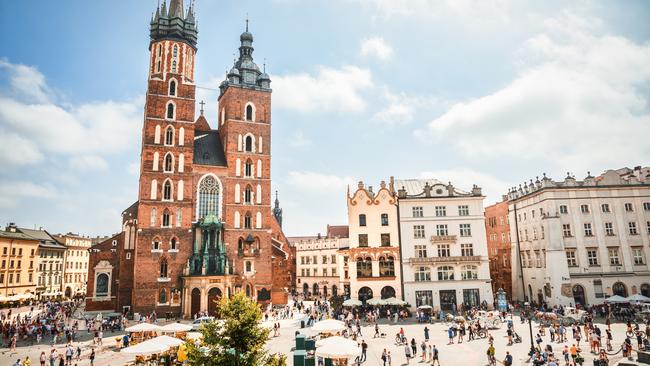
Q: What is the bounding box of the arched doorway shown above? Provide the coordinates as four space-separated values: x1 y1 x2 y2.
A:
358 286 373 302
323 285 328 298
612 282 627 297
332 285 338 297
537 290 544 306
572 285 586 306
64 287 72 298
302 283 308 296
191 288 201 317
641 283 650 297
313 283 319 296
380 286 396 299
207 288 222 316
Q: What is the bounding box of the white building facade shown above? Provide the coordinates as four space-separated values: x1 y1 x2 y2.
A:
56 234 92 298
293 236 347 299
396 179 494 312
508 167 650 307
344 179 402 302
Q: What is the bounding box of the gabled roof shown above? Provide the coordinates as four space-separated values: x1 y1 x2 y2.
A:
193 130 227 167
16 228 66 250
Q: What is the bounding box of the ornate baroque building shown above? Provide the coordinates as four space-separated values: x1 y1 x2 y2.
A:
85 0 294 317
344 179 402 302
508 167 650 306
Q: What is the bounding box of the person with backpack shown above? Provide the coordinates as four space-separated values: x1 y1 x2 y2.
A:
431 345 440 366
381 348 388 366
503 351 513 366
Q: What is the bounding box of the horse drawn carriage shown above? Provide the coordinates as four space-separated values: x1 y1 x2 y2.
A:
533 308 586 326
474 310 502 329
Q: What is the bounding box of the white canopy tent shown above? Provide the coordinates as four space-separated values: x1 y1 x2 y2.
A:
342 299 362 307
366 298 386 306
315 338 361 359
604 295 629 303
627 294 650 303
125 323 161 332
121 335 184 355
316 336 357 348
311 319 346 333
384 297 407 306
160 322 193 333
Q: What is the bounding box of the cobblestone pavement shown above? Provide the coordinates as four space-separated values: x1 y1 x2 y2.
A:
0 309 637 366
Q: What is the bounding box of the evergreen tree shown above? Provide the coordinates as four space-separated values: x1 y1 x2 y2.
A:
186 291 286 366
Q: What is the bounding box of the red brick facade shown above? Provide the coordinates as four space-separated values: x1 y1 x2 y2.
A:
484 199 513 300
86 2 293 317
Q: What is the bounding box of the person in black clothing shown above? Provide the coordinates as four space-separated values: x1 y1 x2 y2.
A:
360 340 368 362
410 338 417 357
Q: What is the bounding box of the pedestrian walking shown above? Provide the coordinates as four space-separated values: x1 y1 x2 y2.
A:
424 326 429 341
420 340 427 362
381 348 388 366
361 340 368 362
89 349 95 366
404 343 412 363
431 345 440 366
40 352 46 366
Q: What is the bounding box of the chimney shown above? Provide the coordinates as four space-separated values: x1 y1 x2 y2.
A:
7 223 17 232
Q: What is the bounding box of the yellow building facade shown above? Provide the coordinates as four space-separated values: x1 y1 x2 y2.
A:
0 224 40 297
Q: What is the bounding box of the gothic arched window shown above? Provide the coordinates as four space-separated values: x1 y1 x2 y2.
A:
96 273 109 297
166 102 175 119
244 212 252 229
162 210 171 227
163 180 172 201
245 159 253 177
379 256 395 277
244 185 252 204
171 60 177 73
159 289 167 303
165 126 174 145
164 153 173 172
169 80 176 96
160 259 168 278
170 237 177 250
198 175 220 219
246 104 253 121
245 135 253 152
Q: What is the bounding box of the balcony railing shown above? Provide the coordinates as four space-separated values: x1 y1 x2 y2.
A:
408 255 481 264
430 235 457 243
237 248 261 258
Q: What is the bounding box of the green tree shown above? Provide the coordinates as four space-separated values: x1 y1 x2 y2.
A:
186 291 286 366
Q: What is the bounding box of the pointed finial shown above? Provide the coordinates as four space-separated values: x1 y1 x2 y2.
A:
263 58 267 73
246 14 249 32
199 100 205 116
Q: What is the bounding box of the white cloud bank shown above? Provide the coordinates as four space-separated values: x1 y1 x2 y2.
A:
360 37 393 61
415 13 650 172
273 65 373 113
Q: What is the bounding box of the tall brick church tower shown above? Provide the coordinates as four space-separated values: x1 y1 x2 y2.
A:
85 0 295 317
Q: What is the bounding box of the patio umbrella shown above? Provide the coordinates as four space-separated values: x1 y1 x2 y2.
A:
316 335 357 348
342 299 362 307
315 338 361 359
604 295 629 303
367 298 386 306
121 335 184 355
0 295 8 302
384 297 407 306
125 322 161 332
311 319 347 333
627 294 650 303
160 322 193 333
417 305 433 310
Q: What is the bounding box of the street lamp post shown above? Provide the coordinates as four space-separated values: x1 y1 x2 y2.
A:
524 302 536 357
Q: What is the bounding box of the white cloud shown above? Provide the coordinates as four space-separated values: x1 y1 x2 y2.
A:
415 13 650 172
417 169 513 205
273 65 373 113
0 60 143 167
0 59 52 103
0 180 56 208
360 37 393 61
288 131 312 148
286 171 356 192
69 155 109 172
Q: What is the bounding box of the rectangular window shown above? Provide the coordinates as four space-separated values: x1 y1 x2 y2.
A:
624 202 634 212
458 205 469 216
463 289 480 307
301 268 305 277
459 224 471 237
632 247 645 265
628 222 638 235
436 224 448 236
559 205 568 214
413 225 425 239
587 249 599 266
608 248 620 265
331 268 336 276
0 274 3 284
535 250 542 267
313 255 317 264
415 244 427 258
601 203 610 213
415 290 433 307
580 204 590 213
15 273 20 283
300 257 305 265
331 255 336 264
435 206 446 217
412 206 423 217
380 233 391 247
594 279 604 298
461 243 474 257
358 234 368 247
437 244 450 257
305 268 310 277
605 222 615 236
380 213 389 226
566 251 578 267
322 255 328 264
358 214 366 227
643 202 650 211
562 224 572 237
584 223 593 237
647 221 650 235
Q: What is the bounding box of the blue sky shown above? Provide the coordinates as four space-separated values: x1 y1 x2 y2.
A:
1 0 649 237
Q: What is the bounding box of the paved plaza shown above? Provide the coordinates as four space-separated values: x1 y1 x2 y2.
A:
0 303 640 366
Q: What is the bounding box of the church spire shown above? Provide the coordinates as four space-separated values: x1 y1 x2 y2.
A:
150 0 197 49
273 191 283 228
